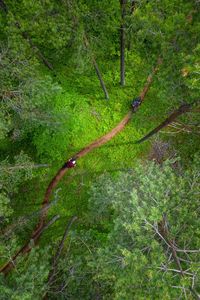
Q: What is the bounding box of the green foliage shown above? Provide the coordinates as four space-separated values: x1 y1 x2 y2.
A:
0 0 199 298
183 43 200 98
0 192 12 222
0 247 50 300
127 0 200 106
0 152 35 193
3 0 74 58
0 151 37 264
44 158 200 299
86 157 200 299
0 40 62 141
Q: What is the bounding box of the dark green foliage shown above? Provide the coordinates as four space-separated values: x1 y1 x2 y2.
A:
0 40 61 141
0 0 199 298
92 160 199 299
0 248 50 300
44 158 200 299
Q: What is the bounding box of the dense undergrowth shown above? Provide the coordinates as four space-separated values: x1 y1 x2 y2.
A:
0 0 199 298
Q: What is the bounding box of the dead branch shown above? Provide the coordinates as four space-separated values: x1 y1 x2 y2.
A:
0 215 60 275
149 215 200 300
43 216 77 298
32 215 60 244
0 189 61 237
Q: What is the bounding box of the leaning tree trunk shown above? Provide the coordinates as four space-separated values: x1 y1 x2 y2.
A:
120 0 126 86
91 57 109 100
83 34 109 100
61 0 109 100
43 216 77 299
135 103 192 144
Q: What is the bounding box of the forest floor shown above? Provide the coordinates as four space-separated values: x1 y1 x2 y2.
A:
2 54 197 265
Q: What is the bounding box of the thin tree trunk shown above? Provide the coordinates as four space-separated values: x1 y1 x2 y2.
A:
130 0 135 14
127 0 135 50
61 0 109 100
43 216 77 299
135 103 192 144
83 34 109 100
0 0 53 70
120 0 126 86
92 58 109 100
15 23 53 71
0 164 49 172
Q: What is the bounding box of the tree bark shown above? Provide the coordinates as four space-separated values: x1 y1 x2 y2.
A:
92 58 109 100
127 0 136 50
15 23 54 71
61 0 109 100
43 216 77 299
135 103 192 144
83 34 109 100
120 0 126 86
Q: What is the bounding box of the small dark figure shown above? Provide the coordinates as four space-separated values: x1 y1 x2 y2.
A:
63 158 76 169
131 97 141 112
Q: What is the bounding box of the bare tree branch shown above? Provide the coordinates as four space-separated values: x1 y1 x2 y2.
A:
0 215 60 275
43 216 77 299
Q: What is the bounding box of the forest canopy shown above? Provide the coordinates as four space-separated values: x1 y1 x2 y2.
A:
0 0 199 299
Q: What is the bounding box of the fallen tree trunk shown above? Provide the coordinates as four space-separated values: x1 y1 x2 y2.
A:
0 58 162 275
135 103 192 144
